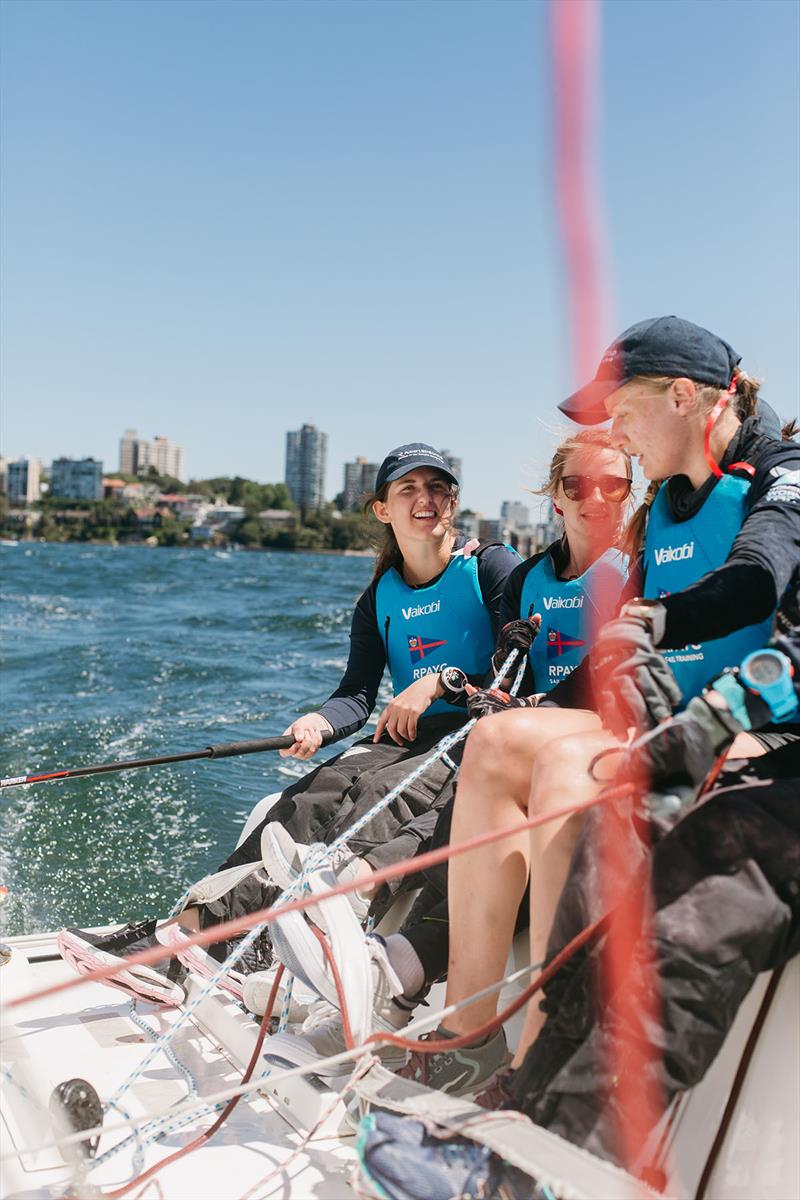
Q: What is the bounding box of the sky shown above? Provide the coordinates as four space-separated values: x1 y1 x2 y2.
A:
1 0 798 518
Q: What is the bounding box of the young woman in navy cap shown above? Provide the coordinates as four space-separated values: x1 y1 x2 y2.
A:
58 444 521 1006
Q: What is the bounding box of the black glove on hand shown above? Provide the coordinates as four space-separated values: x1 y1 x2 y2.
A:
467 688 532 721
492 617 541 675
590 616 682 739
617 693 743 790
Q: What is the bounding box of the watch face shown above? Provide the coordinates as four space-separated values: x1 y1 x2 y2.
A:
441 667 465 694
744 652 783 686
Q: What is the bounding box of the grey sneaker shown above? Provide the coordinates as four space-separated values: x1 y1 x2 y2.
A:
396 1025 510 1096
261 937 413 1077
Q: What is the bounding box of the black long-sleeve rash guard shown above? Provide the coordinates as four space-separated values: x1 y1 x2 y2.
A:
315 536 520 740
546 417 800 712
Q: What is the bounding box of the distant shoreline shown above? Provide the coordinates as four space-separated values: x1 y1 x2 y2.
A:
3 538 376 558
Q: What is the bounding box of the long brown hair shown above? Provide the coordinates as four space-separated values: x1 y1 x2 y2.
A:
363 476 460 583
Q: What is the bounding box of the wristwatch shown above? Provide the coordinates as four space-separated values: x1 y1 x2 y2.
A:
619 598 667 646
739 649 798 723
708 649 798 729
438 666 468 704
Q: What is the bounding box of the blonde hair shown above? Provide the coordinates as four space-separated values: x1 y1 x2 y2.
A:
363 476 460 583
617 368 763 558
628 368 762 420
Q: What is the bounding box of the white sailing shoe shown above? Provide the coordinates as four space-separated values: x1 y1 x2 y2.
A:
260 823 370 921
269 866 373 1042
261 937 413 1077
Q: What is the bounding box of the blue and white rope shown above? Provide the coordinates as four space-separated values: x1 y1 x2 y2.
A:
127 999 198 1099
108 651 521 1111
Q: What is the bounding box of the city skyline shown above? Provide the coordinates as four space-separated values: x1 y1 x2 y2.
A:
2 1 797 515
2 431 538 524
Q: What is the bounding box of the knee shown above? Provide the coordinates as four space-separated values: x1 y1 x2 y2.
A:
460 716 504 776
461 710 533 778
529 734 593 811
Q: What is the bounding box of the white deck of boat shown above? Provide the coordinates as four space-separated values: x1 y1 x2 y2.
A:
1 933 359 1200
3 930 799 1200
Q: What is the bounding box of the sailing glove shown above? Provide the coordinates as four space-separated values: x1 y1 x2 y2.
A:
467 689 533 721
590 616 682 739
616 694 744 792
491 616 541 676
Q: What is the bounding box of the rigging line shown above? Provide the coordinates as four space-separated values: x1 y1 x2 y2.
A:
10 655 528 1115
0 919 602 1169
1 959 551 1171
93 966 284 1200
237 1059 376 1200
694 965 787 1200
5 780 631 1013
3 658 525 1113
118 645 524 1068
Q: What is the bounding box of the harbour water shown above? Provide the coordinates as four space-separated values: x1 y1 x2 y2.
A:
0 542 379 937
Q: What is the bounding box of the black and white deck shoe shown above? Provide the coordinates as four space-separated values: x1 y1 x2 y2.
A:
58 919 187 1006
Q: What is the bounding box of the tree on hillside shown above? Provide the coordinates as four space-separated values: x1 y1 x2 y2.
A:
143 466 186 493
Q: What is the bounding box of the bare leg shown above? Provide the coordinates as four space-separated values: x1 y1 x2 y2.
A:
176 907 200 932
728 731 767 760
512 728 613 1066
444 707 601 1037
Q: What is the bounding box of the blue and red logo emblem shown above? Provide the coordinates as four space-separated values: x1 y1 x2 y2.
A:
546 626 586 658
408 633 447 663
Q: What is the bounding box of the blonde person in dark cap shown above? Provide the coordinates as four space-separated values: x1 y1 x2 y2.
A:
57 444 521 1023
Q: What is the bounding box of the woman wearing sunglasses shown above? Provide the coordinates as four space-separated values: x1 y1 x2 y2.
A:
495 428 632 699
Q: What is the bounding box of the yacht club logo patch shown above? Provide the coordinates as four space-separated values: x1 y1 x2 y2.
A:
765 466 800 505
408 634 447 662
546 626 586 658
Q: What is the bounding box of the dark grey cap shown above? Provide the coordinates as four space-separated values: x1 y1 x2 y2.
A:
375 444 459 491
559 316 742 425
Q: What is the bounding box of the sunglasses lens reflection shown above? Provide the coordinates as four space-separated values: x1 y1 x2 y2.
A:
561 475 631 502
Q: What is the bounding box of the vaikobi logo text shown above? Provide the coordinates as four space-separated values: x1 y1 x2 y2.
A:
542 595 584 610
402 600 441 620
654 542 694 566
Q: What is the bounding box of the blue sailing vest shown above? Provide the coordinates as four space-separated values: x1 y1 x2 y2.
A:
521 548 629 692
643 474 774 702
375 550 499 716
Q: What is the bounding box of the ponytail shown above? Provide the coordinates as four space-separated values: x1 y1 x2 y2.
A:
621 478 662 559
729 366 761 420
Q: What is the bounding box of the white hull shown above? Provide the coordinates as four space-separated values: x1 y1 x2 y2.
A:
2 926 798 1200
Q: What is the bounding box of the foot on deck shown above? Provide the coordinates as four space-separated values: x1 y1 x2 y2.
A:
57 920 187 1006
396 1025 510 1097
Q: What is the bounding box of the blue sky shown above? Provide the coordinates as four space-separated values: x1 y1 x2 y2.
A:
1 0 798 516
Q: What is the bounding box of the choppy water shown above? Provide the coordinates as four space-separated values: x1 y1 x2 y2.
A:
0 543 379 936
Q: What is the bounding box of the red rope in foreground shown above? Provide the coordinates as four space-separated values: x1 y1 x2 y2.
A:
552 0 607 386
368 909 609 1058
4 782 633 1013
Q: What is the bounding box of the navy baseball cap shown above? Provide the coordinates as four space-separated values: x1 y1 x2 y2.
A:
375 444 459 491
559 316 742 425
